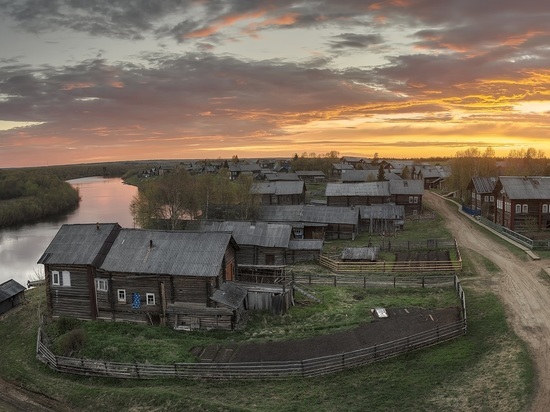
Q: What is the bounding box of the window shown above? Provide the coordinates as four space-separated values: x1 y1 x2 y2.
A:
413 196 419 204
522 204 528 213
515 204 521 213
146 293 155 305
484 195 489 202
117 289 126 303
409 196 414 204
52 271 60 286
543 204 549 214
490 196 494 202
96 279 108 292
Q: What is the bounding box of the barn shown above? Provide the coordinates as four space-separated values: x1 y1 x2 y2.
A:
0 279 26 316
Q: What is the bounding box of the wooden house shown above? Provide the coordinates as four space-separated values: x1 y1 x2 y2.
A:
250 180 306 205
229 163 262 180
196 220 293 266
0 279 26 316
295 171 326 183
39 224 244 330
259 205 359 240
38 223 122 320
357 204 405 234
467 177 498 219
330 163 354 179
265 172 300 182
493 176 550 232
389 179 424 215
413 165 451 189
325 182 391 207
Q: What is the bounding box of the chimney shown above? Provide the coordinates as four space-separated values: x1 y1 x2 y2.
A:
96 222 100 231
149 239 153 249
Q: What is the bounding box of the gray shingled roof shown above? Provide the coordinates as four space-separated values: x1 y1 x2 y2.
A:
100 230 233 277
389 179 424 195
251 180 305 195
198 221 292 248
265 172 300 181
37 223 121 266
470 176 498 194
0 279 26 302
499 176 550 199
325 182 390 197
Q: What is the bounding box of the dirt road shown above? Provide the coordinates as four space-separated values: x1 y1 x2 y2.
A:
425 192 550 412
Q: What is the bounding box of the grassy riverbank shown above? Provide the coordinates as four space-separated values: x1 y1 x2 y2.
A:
0 277 533 411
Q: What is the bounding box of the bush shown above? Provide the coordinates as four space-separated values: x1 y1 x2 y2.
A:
56 316 82 335
58 328 88 356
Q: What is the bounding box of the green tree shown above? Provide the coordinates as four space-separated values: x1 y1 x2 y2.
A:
377 164 386 181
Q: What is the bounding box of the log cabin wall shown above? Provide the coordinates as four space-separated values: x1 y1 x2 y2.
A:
45 264 94 320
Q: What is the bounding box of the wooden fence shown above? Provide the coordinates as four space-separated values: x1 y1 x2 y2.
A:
36 275 467 380
319 239 462 274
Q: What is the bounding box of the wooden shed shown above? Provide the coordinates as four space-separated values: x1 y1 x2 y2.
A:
0 279 26 316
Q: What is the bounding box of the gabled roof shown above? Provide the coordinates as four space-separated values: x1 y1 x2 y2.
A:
100 230 234 277
288 239 324 251
389 179 424 195
251 180 305 195
37 223 121 266
265 172 300 181
497 176 550 199
341 169 376 182
259 205 359 225
198 221 292 248
469 176 498 194
332 163 354 171
325 182 390 197
0 279 26 302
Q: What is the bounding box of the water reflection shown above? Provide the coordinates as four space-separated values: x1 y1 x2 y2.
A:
0 177 137 286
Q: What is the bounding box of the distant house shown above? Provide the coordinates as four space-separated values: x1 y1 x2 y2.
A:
229 163 262 180
295 170 326 183
0 279 26 316
325 180 423 215
259 205 360 240
493 176 550 232
357 204 405 234
331 163 354 178
38 223 245 330
325 181 390 207
467 177 498 219
413 165 451 189
265 172 300 182
251 180 306 205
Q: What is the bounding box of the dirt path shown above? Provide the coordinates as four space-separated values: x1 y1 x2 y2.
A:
0 378 70 412
424 192 550 412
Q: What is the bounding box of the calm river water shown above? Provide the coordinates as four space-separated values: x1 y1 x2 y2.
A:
0 177 137 287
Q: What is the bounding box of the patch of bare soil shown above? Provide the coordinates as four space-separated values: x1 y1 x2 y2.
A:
196 307 461 363
0 379 70 412
424 192 550 412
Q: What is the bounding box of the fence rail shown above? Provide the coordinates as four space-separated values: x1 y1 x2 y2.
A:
36 275 467 380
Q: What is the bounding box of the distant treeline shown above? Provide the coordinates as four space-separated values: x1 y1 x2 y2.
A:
0 170 80 227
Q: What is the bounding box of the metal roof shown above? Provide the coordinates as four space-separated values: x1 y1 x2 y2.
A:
325 182 391 197
341 247 379 261
389 179 424 195
211 282 247 309
259 205 359 225
0 279 26 302
498 176 550 199
288 239 324 250
251 180 305 195
100 229 233 277
296 170 326 177
198 221 292 248
341 170 376 182
357 204 405 219
37 223 121 266
470 176 497 194
265 172 300 181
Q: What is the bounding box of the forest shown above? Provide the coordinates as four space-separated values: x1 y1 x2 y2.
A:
0 170 80 227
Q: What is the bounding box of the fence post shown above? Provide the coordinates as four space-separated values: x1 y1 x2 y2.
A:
364 276 366 289
393 277 396 288
333 275 337 287
422 276 425 288
135 362 140 378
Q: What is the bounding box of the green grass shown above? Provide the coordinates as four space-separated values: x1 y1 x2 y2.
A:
0 285 533 411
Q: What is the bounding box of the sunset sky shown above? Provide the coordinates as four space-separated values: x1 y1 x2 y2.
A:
1 0 549 168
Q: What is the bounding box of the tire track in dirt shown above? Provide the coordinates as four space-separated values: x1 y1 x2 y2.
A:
425 192 550 412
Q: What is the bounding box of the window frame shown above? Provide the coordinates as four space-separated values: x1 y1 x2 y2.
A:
515 204 521 214
543 204 549 214
52 270 60 286
117 289 126 303
522 204 528 213
96 278 108 292
146 293 155 305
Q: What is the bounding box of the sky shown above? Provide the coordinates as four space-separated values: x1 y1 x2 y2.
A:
0 0 549 168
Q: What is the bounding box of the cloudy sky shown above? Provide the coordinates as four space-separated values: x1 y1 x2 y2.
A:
1 0 549 167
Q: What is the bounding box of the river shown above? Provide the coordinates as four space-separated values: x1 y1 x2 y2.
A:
0 177 137 287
